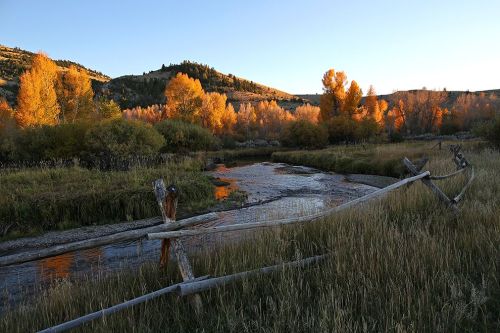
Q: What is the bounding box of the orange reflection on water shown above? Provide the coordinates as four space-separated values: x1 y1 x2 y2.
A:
214 177 239 200
39 252 75 281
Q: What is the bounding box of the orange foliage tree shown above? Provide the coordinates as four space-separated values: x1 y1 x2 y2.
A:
255 100 294 139
164 73 204 123
16 53 60 127
200 92 227 133
364 85 387 125
123 104 165 124
56 65 94 123
294 104 320 124
0 98 16 132
236 103 257 139
319 69 347 122
219 103 237 135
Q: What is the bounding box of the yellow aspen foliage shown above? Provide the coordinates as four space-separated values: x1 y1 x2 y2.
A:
16 53 60 127
200 92 226 133
0 98 16 132
57 65 94 123
376 99 388 125
236 103 257 138
295 104 320 124
165 73 204 123
343 80 363 118
319 69 347 122
219 103 237 135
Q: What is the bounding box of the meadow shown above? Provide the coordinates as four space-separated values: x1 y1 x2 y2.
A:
1 141 499 332
0 158 215 240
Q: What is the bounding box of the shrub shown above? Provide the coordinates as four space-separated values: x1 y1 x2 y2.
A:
5 123 89 162
326 116 356 143
154 120 221 153
388 131 404 143
84 119 164 166
354 118 379 142
280 120 328 149
473 117 500 149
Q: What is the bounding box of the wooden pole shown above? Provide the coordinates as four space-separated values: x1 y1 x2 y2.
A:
403 158 459 214
148 171 431 240
152 179 203 313
36 275 210 333
0 212 218 267
178 255 327 296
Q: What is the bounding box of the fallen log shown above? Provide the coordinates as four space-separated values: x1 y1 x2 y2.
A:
148 171 430 240
0 212 218 267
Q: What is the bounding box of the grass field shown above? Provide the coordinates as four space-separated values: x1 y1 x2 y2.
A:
0 158 215 240
272 142 444 177
1 142 499 332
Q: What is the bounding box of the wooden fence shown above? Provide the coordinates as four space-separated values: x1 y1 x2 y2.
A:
0 146 474 333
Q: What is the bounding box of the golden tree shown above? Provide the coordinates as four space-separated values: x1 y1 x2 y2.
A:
165 73 204 123
16 53 60 127
343 80 363 118
319 69 347 122
219 103 237 135
57 65 94 123
0 98 16 132
294 104 320 124
200 92 226 133
236 103 257 139
364 85 388 125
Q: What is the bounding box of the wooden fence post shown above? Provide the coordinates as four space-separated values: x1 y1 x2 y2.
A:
403 158 459 214
152 179 203 313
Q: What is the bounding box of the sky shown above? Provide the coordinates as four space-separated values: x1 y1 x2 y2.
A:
1 0 500 95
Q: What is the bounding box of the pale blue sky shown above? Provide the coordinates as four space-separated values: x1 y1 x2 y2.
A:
1 0 499 95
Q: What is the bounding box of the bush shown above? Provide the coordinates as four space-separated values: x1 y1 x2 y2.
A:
280 120 328 149
326 116 356 143
2 123 90 163
388 131 404 143
473 117 500 149
354 118 379 142
84 119 164 167
154 120 221 153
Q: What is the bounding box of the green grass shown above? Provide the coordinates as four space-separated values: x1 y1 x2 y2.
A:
271 142 438 177
1 142 499 332
0 158 215 239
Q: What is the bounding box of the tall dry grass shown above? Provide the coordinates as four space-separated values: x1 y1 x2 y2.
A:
1 142 499 332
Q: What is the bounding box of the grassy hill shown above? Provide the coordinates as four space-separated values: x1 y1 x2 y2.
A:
101 61 305 109
0 45 110 105
298 89 500 108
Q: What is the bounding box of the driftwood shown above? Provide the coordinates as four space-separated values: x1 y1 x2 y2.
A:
147 171 431 240
152 179 203 313
37 275 210 333
0 212 218 267
178 255 327 296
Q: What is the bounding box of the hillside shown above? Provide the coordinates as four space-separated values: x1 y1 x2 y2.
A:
0 45 110 105
298 89 500 108
101 61 304 109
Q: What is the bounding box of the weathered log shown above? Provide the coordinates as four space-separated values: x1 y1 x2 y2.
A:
178 255 327 296
0 212 218 267
37 275 210 333
147 171 430 240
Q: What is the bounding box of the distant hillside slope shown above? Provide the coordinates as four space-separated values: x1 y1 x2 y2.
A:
0 45 110 105
298 89 500 108
102 61 305 109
